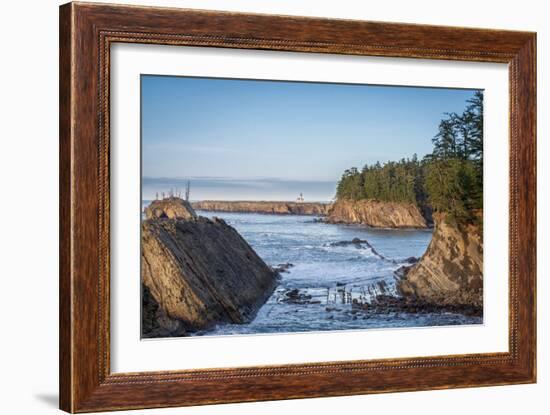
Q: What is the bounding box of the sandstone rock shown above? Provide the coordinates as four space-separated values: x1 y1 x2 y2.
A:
326 199 430 228
191 200 331 216
142 283 187 338
141 200 279 337
396 213 483 308
145 197 197 220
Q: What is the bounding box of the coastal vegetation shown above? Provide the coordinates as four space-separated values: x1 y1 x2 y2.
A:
336 91 483 224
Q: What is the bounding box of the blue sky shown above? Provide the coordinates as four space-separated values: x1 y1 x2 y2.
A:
142 75 480 201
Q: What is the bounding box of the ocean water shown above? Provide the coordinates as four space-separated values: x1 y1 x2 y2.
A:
189 211 482 336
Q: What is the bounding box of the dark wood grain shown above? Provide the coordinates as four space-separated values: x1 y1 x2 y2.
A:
59 3 73 411
59 2 537 412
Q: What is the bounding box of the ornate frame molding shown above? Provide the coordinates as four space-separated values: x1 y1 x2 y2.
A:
60 2 536 412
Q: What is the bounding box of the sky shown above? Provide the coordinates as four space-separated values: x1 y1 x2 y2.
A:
142 75 480 201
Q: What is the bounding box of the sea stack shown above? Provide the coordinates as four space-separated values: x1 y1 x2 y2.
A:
141 197 279 337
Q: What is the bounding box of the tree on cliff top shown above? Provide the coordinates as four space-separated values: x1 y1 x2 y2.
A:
335 90 483 224
336 157 424 204
430 91 483 164
425 90 483 223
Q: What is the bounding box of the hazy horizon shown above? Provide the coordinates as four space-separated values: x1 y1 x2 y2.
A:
142 75 481 201
142 176 337 202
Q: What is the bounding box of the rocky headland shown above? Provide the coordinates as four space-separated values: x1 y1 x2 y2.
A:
191 200 331 216
325 199 431 229
141 198 279 338
395 213 483 311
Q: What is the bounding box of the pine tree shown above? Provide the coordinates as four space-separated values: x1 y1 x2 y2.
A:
335 90 483 225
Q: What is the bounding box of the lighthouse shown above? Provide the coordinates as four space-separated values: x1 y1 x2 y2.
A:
296 193 304 203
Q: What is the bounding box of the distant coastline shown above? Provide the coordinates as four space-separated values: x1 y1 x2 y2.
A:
190 199 431 229
191 200 331 216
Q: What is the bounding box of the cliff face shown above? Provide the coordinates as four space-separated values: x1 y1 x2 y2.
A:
326 199 430 228
192 200 331 216
397 213 483 308
141 198 279 337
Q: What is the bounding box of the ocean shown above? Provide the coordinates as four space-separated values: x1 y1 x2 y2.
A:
189 211 482 336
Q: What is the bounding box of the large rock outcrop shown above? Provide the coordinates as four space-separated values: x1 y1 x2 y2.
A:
141 198 279 337
397 213 483 308
145 197 197 220
192 200 331 216
326 199 430 228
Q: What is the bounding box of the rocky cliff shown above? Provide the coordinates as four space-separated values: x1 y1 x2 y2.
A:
141 198 279 337
192 200 331 216
396 213 483 308
326 199 430 228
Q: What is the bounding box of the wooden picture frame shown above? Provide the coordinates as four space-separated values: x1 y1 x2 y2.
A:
59 2 536 412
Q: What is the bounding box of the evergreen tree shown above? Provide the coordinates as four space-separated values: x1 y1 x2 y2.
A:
335 91 484 225
424 91 483 222
425 158 480 222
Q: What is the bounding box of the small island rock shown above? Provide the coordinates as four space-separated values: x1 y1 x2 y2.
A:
145 197 197 220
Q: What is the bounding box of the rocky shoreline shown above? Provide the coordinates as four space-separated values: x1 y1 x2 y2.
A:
142 198 482 337
257 281 481 319
264 232 482 318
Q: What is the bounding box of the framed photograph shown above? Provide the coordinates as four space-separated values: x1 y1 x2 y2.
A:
59 2 536 412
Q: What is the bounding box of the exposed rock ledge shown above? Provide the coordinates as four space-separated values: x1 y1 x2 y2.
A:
141 198 279 337
192 200 331 216
396 213 483 309
326 199 430 228
145 197 197 220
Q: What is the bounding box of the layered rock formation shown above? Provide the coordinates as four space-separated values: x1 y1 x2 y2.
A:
326 199 430 228
145 197 197 220
192 200 331 216
396 213 483 308
141 198 279 337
